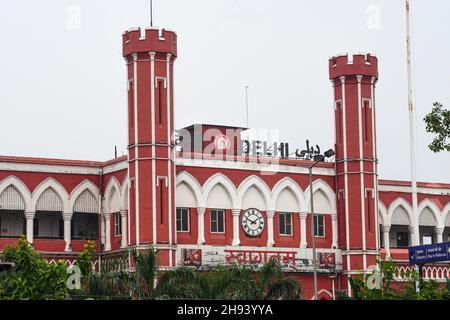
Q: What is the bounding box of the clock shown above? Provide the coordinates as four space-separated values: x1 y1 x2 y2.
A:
241 208 265 237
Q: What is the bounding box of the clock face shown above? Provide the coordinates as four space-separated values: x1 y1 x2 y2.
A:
241 208 265 237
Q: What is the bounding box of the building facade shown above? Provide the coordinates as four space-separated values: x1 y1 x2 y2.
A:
0 26 450 299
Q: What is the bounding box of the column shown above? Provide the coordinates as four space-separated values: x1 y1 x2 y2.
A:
120 210 128 248
300 212 307 248
331 212 338 248
435 226 444 243
232 209 241 246
197 207 206 245
104 213 111 251
266 210 275 247
383 225 391 258
63 212 73 252
24 211 35 245
409 226 417 246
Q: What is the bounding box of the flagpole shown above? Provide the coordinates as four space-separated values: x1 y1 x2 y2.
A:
406 0 419 246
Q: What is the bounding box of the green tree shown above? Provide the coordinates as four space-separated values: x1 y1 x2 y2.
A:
130 246 159 298
256 259 301 300
75 240 96 276
339 259 450 300
424 102 450 152
0 237 68 300
154 259 301 300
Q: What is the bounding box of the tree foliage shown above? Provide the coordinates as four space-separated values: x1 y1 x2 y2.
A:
337 259 450 300
153 259 301 300
0 237 68 300
424 102 450 152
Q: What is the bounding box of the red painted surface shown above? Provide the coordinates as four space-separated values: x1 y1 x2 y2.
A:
0 24 449 300
330 53 380 279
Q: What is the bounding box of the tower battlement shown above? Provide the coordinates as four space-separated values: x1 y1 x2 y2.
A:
122 27 177 58
329 53 378 80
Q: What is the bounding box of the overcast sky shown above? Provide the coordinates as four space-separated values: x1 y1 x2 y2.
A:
1 0 449 183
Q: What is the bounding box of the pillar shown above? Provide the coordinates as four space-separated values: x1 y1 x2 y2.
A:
436 226 444 243
300 212 307 248
63 212 72 252
383 225 391 258
331 212 338 248
232 209 241 246
266 210 275 247
120 210 128 248
104 213 111 251
409 226 417 246
197 207 206 245
24 211 35 245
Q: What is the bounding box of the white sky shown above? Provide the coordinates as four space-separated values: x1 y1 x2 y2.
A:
1 0 449 183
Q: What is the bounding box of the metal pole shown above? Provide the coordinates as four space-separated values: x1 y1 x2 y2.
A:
406 0 419 245
309 166 318 300
245 85 249 128
150 0 153 27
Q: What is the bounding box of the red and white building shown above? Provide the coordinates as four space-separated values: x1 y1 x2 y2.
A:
0 26 449 299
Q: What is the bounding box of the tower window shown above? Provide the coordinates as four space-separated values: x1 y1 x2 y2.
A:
336 101 343 144
128 80 134 130
363 100 371 142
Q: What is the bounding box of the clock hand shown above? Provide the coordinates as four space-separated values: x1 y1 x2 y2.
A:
249 217 258 224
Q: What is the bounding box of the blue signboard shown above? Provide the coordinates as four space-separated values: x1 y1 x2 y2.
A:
409 242 450 265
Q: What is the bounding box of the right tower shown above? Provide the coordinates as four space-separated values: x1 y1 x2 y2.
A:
329 53 380 293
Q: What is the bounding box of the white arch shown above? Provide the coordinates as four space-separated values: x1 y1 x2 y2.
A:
69 180 100 213
443 202 450 227
418 199 442 227
316 289 333 300
378 202 388 226
304 179 336 214
202 173 238 209
387 198 413 226
0 176 32 212
176 171 202 207
104 176 123 213
270 177 304 213
237 175 271 211
31 177 70 213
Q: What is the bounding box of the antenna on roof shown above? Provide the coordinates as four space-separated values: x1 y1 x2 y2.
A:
150 0 154 27
114 146 118 159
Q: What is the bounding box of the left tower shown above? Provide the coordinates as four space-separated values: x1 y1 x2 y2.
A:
123 27 177 266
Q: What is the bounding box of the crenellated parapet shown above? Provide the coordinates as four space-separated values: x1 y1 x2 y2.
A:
122 27 177 59
329 53 378 80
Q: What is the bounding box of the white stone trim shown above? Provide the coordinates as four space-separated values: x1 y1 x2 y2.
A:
271 177 305 213
304 179 337 214
69 179 100 213
31 177 70 213
202 173 238 209
237 175 272 211
175 157 336 177
387 197 413 226
379 184 450 195
0 175 32 212
357 75 367 269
